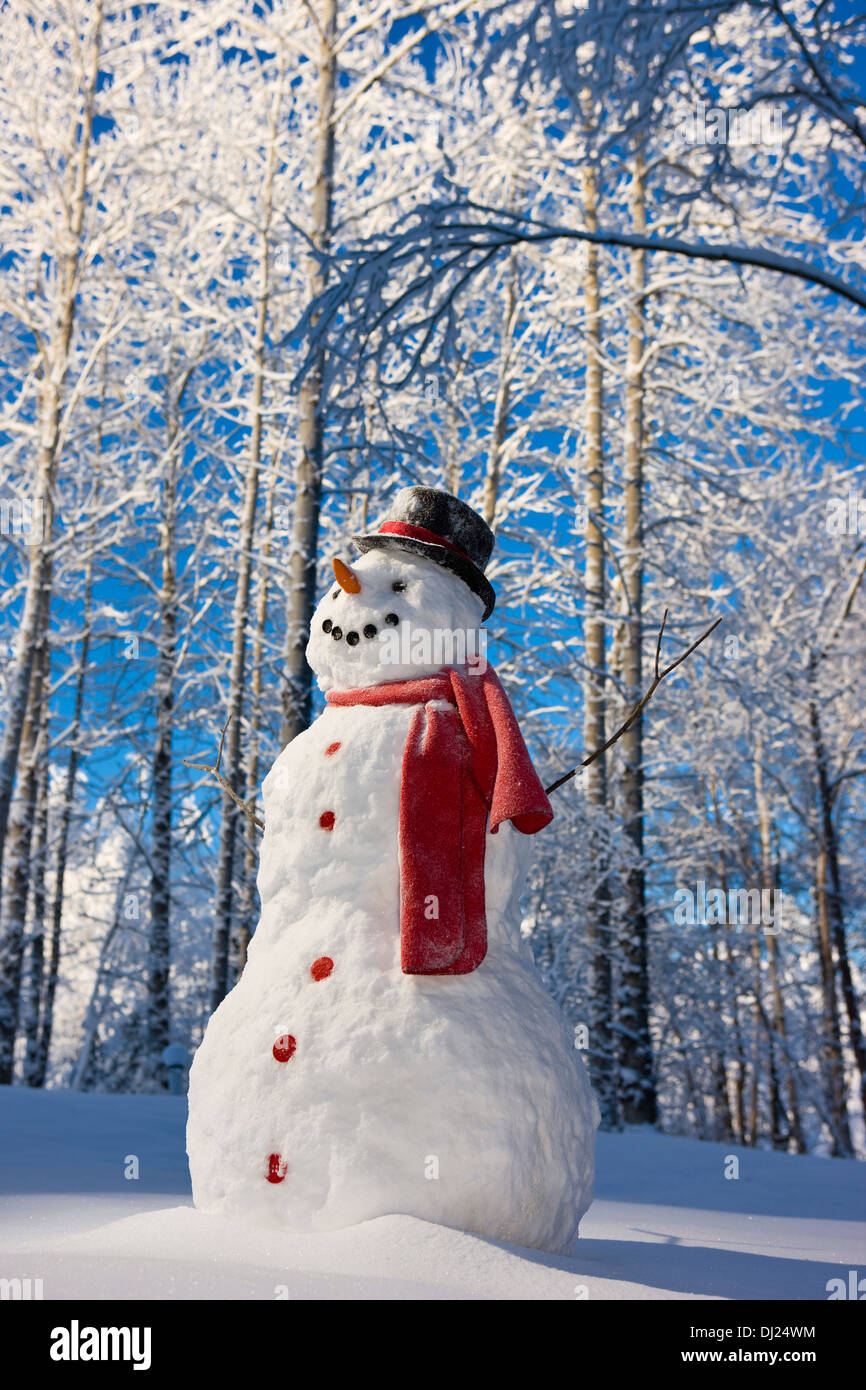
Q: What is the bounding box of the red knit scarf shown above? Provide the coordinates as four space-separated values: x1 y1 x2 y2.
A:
326 665 553 975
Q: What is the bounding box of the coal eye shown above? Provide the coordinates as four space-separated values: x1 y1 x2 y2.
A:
385 613 399 626
392 581 406 592
332 590 340 600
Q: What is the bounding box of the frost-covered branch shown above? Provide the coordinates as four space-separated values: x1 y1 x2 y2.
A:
288 199 866 398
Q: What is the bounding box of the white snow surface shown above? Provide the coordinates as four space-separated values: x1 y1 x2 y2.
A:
187 547 598 1252
1 1087 863 1300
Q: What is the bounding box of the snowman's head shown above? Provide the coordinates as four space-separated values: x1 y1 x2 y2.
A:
307 548 487 693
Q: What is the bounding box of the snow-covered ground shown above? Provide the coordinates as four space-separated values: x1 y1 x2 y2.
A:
0 1086 862 1300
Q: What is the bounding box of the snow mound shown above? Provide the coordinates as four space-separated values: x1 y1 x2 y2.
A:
2 1088 864 1299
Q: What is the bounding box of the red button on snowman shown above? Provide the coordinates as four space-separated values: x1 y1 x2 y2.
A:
187 488 598 1253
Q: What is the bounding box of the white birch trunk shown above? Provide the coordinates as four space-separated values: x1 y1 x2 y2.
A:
617 151 656 1124
281 0 338 746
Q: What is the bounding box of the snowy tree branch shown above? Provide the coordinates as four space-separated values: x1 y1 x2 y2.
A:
288 200 866 398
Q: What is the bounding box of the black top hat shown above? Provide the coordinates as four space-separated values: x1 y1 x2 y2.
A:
353 486 496 620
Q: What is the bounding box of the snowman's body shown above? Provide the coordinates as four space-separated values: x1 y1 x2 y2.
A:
187 548 598 1253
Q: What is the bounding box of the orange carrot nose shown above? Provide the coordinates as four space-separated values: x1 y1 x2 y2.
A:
332 557 361 594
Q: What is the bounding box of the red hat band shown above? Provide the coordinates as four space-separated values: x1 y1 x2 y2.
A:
378 521 475 566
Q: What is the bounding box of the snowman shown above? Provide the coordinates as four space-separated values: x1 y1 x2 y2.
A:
187 487 599 1254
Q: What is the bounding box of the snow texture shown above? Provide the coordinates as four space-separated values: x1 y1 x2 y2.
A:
186 549 599 1252
2 1087 863 1300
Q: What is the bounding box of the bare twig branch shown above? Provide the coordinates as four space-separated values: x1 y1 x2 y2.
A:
183 715 265 831
545 612 723 796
